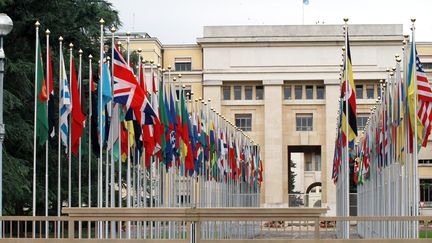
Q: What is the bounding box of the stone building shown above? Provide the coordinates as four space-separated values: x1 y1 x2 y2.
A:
121 24 432 216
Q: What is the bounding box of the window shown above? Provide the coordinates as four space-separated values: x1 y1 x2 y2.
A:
223 86 231 100
295 85 302 100
423 63 432 70
420 179 432 206
357 114 369 131
256 86 264 100
314 154 321 171
245 86 253 100
305 85 313 99
296 113 313 131
234 86 241 100
305 159 313 171
235 114 252 131
316 86 325 99
366 85 374 99
175 85 192 100
284 86 292 100
356 85 364 99
419 160 432 164
174 57 192 71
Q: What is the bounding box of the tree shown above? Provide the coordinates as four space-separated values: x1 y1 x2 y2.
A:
288 159 303 207
1 0 120 215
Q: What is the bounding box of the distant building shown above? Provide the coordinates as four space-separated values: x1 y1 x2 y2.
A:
125 24 432 216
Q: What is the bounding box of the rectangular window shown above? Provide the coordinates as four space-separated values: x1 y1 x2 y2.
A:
356 85 364 99
175 86 191 100
296 113 313 131
423 63 432 70
284 86 292 100
316 86 325 99
295 85 303 100
245 86 253 100
234 86 242 100
305 160 313 171
314 154 321 171
357 114 369 131
420 179 432 206
223 86 231 100
256 86 264 100
366 85 374 99
306 85 313 99
235 114 252 131
419 160 432 164
174 57 192 71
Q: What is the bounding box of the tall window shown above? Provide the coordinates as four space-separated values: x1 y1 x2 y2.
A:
234 86 242 100
284 86 292 100
314 154 321 171
256 86 264 100
420 179 432 206
356 85 364 99
305 85 313 99
357 114 369 131
366 85 374 99
296 113 313 131
245 86 253 100
316 86 325 99
235 114 252 131
174 57 192 71
223 86 231 100
295 85 302 100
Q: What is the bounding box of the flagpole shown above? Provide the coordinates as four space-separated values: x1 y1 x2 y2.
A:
32 22 40 238
57 36 63 239
343 18 350 239
98 18 105 239
78 48 83 238
68 43 74 210
411 18 419 238
44 28 50 238
88 53 93 238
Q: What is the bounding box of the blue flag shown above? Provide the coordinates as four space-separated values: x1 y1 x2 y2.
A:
97 62 112 147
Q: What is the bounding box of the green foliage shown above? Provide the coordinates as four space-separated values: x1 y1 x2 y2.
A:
288 159 303 207
1 0 120 215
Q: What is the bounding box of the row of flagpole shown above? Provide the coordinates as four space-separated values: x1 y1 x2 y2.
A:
31 18 263 240
333 18 431 239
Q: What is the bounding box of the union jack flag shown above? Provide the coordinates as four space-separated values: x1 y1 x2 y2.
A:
112 45 157 125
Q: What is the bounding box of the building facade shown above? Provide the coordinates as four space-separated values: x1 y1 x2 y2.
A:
127 24 432 216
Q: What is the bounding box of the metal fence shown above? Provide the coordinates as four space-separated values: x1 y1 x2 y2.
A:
0 208 430 242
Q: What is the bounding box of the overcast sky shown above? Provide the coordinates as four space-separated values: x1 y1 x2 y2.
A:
109 0 432 44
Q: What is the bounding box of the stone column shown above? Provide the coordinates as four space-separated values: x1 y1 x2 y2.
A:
263 80 284 207
323 79 340 215
203 80 222 112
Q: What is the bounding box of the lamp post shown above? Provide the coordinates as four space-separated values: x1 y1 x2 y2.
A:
0 13 13 239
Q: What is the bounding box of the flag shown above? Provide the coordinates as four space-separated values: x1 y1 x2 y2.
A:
112 46 157 125
71 57 86 155
36 38 48 145
59 47 71 150
408 44 432 148
97 61 112 147
341 33 358 144
47 47 55 139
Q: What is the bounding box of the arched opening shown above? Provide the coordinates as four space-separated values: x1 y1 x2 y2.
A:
305 182 322 207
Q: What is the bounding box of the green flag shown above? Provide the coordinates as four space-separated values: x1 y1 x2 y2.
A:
36 39 48 145
159 81 168 164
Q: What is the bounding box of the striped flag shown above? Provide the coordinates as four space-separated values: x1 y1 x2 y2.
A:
414 52 432 147
112 45 157 125
59 47 72 150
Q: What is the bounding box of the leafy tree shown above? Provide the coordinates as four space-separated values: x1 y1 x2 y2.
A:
288 159 303 207
1 0 120 215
